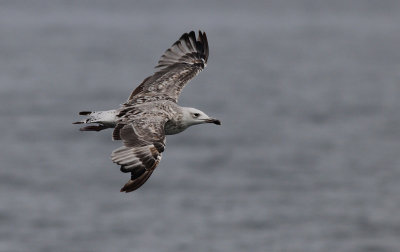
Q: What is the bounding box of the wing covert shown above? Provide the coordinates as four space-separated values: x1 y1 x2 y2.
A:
127 30 209 103
111 117 167 192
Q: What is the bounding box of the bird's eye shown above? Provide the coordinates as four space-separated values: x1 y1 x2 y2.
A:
193 113 200 118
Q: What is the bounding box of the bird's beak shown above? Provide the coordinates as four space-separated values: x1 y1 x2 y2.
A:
205 118 221 125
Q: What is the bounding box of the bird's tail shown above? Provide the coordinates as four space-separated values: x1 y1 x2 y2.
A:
73 110 117 131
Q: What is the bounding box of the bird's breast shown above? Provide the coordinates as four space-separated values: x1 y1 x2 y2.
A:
164 120 186 135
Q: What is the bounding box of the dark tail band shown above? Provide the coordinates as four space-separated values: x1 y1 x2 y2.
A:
79 125 108 131
79 111 92 115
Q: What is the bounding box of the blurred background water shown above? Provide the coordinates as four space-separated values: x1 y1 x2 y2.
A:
1 0 400 251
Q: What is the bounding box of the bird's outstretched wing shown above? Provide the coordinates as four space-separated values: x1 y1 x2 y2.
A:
127 30 209 103
111 116 167 192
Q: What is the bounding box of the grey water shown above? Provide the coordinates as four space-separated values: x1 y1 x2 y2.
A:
1 1 400 251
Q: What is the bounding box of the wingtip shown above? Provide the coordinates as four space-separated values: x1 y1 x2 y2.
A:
120 179 134 193
120 185 127 193
188 30 196 39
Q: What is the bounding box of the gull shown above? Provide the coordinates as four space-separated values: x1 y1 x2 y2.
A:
73 31 220 193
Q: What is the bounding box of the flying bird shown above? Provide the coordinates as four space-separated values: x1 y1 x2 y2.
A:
73 31 220 193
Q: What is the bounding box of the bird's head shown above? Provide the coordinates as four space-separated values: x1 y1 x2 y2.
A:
182 107 221 127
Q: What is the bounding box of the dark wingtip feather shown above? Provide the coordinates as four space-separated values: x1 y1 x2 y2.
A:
199 30 209 62
188 31 196 40
155 30 209 69
178 32 188 41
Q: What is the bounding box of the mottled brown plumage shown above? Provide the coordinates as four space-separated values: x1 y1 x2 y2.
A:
127 31 208 103
74 31 220 193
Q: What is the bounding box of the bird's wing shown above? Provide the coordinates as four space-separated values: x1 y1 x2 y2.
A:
127 30 209 103
111 116 167 192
